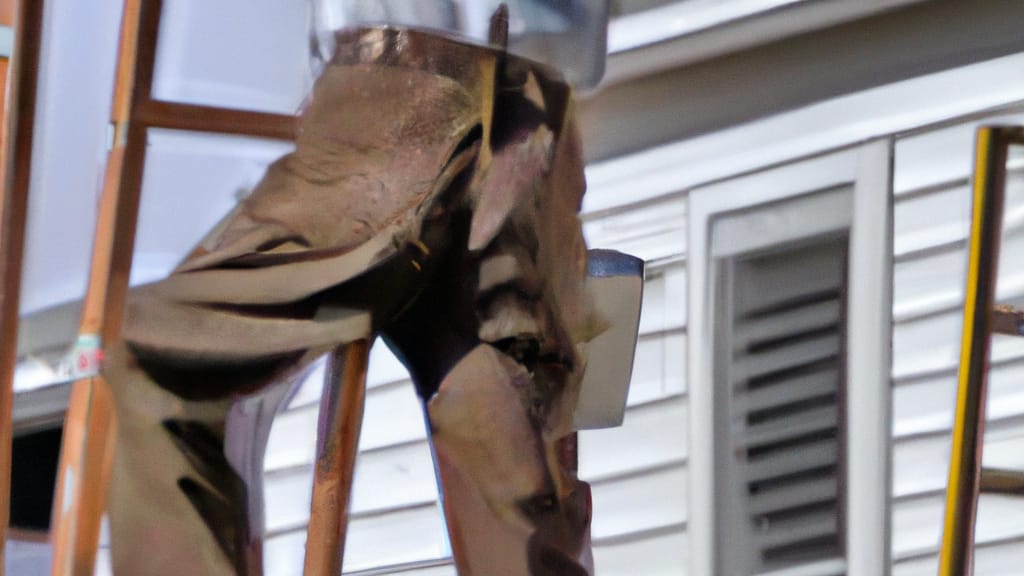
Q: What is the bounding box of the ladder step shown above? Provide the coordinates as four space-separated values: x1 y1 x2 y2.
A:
980 467 1024 496
993 306 1024 336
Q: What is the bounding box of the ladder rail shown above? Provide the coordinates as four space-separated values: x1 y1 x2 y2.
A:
0 1 46 573
0 0 368 572
303 340 370 576
44 1 302 574
46 0 152 571
938 125 1024 576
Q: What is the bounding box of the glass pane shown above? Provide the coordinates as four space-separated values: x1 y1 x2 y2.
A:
311 0 610 88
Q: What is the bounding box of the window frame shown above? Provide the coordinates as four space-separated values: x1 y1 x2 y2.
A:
687 142 894 576
712 229 851 576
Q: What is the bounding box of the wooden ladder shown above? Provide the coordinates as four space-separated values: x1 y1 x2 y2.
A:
0 1 368 574
939 125 1024 576
0 0 46 572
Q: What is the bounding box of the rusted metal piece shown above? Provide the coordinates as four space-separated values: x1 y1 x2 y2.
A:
939 126 1024 576
992 305 1024 336
979 467 1024 496
0 1 45 572
303 341 369 576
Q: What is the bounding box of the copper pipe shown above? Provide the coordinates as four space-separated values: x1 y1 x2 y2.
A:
303 340 370 576
0 1 45 572
992 306 1024 336
938 126 1024 576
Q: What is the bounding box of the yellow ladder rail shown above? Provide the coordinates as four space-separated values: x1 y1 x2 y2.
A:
939 125 1024 576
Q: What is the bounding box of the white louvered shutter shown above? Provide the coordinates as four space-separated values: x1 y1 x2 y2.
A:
716 237 848 576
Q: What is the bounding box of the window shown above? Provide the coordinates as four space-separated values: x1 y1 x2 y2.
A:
713 234 848 575
687 143 893 576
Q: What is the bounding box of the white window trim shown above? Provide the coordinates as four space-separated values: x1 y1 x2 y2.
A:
605 0 928 84
845 139 894 576
687 141 894 576
585 51 1024 216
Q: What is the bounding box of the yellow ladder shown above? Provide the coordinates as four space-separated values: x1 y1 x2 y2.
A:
939 125 1024 576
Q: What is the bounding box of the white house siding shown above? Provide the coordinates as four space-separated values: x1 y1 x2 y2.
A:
261 351 448 574
581 195 688 574
528 80 1024 576
888 113 1024 573
27 106 1024 576
255 191 691 574
32 68 1024 576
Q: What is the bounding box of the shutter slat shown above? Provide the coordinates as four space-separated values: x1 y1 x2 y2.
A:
720 237 846 574
740 367 839 413
745 431 838 484
754 507 839 550
733 334 840 383
749 476 838 517
735 299 841 350
742 405 838 450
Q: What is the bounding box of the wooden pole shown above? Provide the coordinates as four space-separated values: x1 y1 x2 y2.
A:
303 341 370 576
135 100 299 140
0 0 44 572
48 0 151 573
49 0 297 571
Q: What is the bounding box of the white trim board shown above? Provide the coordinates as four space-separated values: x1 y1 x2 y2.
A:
584 51 1024 216
604 0 927 85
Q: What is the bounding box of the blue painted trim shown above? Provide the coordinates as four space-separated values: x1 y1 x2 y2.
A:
586 249 644 278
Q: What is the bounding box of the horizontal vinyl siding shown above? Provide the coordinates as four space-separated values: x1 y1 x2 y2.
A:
75 110 1024 576
256 193 690 574
893 538 1024 576
889 112 1024 573
593 527 689 575
581 194 689 574
257 109 1024 575
30 73 1024 576
262 360 447 573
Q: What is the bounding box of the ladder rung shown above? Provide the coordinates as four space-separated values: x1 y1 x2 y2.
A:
993 306 1024 336
980 467 1024 496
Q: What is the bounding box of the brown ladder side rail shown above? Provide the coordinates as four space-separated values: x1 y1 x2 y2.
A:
45 0 144 568
0 0 44 573
42 0 339 574
43 1 371 574
938 125 1024 576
